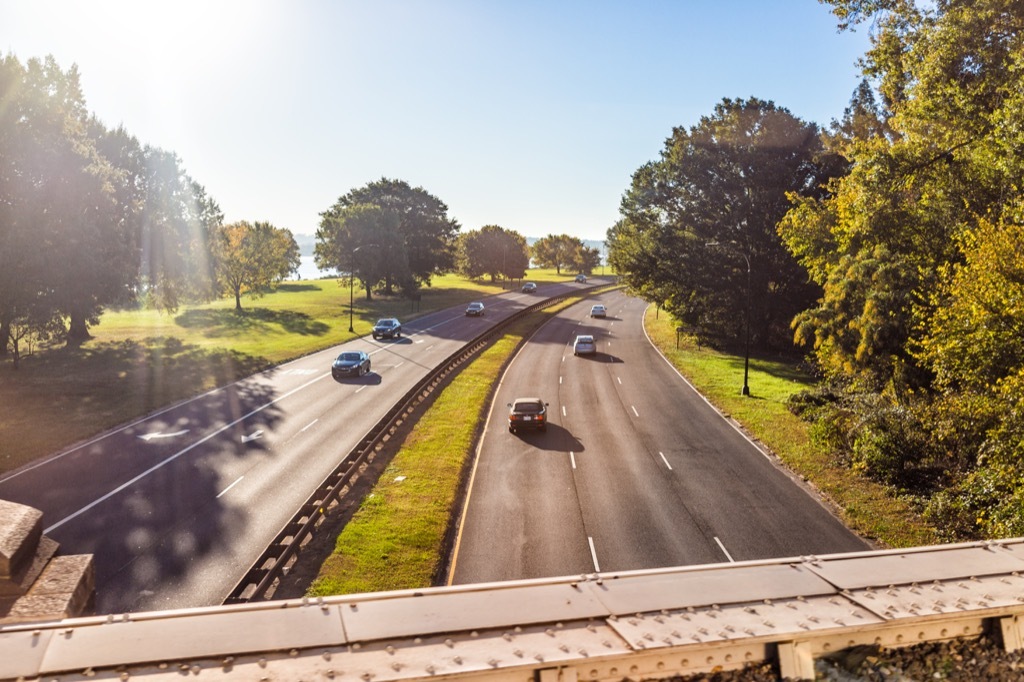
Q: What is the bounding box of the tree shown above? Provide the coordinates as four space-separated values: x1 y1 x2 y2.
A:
211 221 300 310
322 178 459 295
315 203 405 302
610 97 833 349
531 235 579 275
457 225 529 282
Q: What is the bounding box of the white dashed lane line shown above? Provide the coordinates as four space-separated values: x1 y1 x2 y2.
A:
659 451 672 470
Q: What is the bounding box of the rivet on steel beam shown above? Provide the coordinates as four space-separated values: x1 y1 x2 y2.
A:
326 671 336 679
642 634 654 642
823 643 831 652
744 629 755 636
799 623 810 630
763 599 772 606
488 659 500 668
627 619 638 626
671 630 682 638
535 654 545 662
654 615 665 624
587 624 597 633
515 626 523 632
786 603 798 610
386 646 395 655
159 664 169 670
560 644 571 653
349 603 359 611
425 665 436 675
361 673 373 681
698 627 708 635
83 668 95 678
763 620 775 628
705 656 714 665
445 639 455 648
454 656 464 665
191 665 201 675
603 640 614 648
514 649 524 657
259 658 267 668
120 673 129 681
545 629 556 637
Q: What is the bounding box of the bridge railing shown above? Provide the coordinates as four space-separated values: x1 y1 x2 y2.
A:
5 540 1024 681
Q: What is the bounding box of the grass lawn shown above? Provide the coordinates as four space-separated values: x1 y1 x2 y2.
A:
0 270 572 476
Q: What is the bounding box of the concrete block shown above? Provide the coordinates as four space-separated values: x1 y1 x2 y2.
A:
0 499 43 579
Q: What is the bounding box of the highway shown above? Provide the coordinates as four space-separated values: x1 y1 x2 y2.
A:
448 289 869 584
0 281 580 614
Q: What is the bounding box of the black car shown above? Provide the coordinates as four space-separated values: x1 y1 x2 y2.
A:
465 301 485 316
332 350 371 378
507 397 549 433
521 282 537 293
372 318 402 340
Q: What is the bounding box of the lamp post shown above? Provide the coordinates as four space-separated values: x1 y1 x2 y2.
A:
348 244 377 333
708 241 751 396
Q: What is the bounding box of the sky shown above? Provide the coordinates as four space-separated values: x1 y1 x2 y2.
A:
1 1 873 242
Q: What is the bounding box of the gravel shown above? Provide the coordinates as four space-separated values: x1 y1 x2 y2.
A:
662 635 1024 681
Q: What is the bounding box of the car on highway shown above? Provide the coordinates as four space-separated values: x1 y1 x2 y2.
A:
590 304 607 318
573 334 596 356
372 318 402 340
507 397 549 433
521 282 537 293
574 274 587 283
332 350 371 378
465 301 485 316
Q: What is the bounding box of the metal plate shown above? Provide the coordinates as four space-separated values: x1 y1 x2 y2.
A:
0 627 54 679
806 544 1024 591
342 582 609 642
604 595 883 649
845 573 1024 619
38 601 345 674
584 563 837 614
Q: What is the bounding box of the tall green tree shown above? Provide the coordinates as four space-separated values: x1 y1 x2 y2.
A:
315 203 405 302
531 234 578 275
610 97 833 348
211 221 300 310
321 178 459 295
457 225 529 282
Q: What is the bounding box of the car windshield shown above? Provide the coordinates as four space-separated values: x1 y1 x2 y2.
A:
339 353 361 362
376 319 394 327
513 401 542 414
577 336 594 343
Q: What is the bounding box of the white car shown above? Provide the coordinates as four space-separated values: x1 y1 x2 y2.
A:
573 335 596 355
590 304 607 318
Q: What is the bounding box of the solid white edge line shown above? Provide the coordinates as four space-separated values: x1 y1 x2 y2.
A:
715 536 735 562
216 476 244 499
300 419 318 432
631 406 639 417
588 536 601 572
562 406 567 417
570 452 576 469
659 451 673 470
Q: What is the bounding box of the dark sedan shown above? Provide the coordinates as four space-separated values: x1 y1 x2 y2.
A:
465 302 485 316
332 351 371 378
372 318 402 340
507 397 549 433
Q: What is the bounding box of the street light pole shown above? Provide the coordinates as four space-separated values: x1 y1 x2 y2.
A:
740 251 751 396
348 244 377 334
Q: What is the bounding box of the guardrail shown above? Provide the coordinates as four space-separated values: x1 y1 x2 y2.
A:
224 293 575 603
4 540 1024 680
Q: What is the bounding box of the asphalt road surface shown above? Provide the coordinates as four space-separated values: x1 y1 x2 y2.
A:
448 290 869 585
0 279 585 614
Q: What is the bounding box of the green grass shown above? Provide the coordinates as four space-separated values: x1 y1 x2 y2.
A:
0 270 574 475
643 308 939 548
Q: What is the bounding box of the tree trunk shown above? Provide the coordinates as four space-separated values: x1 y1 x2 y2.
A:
0 318 9 358
364 283 373 301
66 312 92 347
235 289 243 311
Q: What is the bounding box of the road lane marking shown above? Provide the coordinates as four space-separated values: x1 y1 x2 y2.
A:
559 376 563 384
355 385 367 393
617 377 622 384
715 537 735 562
562 406 567 417
570 452 577 469
301 419 318 432
137 429 190 442
216 476 243 499
44 371 332 534
659 451 672 470
241 430 263 443
631 406 639 417
588 536 601 572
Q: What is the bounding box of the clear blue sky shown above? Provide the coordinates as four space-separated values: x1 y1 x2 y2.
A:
1 1 872 242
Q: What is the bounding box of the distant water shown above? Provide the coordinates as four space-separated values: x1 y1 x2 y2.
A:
291 255 337 281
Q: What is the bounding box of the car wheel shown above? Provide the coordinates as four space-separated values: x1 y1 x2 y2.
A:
366 362 371 374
